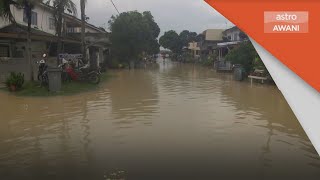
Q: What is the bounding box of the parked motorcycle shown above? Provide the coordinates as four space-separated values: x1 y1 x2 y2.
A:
58 58 72 82
77 64 101 84
58 59 101 84
37 54 49 87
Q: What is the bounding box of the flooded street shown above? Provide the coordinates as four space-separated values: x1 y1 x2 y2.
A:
0 60 319 179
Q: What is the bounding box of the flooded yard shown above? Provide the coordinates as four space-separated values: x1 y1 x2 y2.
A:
0 60 319 179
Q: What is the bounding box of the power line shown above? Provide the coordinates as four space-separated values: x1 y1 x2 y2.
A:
110 0 120 15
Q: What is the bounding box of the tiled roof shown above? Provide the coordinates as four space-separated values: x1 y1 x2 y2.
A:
0 24 53 36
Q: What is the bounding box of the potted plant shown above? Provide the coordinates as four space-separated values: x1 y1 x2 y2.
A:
5 72 25 92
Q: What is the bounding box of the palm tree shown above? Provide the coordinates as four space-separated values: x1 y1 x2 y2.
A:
80 0 87 63
24 0 42 81
0 0 42 81
51 0 77 65
0 0 18 23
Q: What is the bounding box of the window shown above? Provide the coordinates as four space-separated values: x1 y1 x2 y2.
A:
49 18 55 30
67 27 75 33
0 44 10 57
23 10 38 26
235 33 239 41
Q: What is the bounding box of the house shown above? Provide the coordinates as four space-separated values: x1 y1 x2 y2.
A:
0 3 110 81
187 41 200 59
217 26 247 60
222 26 243 41
198 29 225 56
213 27 247 71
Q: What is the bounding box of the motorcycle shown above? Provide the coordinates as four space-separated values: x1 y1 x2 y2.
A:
59 59 101 84
58 58 72 82
37 54 49 87
77 64 101 84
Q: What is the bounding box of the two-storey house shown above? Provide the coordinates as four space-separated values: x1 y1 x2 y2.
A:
0 3 110 81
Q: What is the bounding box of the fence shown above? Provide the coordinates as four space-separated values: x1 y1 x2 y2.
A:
214 60 233 71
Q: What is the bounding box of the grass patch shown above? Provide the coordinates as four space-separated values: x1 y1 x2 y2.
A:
0 73 111 97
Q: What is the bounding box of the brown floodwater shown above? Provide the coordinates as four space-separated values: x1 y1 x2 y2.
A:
0 60 319 180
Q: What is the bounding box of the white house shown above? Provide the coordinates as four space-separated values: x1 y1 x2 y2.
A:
0 3 110 81
222 26 243 42
0 3 104 35
188 41 200 58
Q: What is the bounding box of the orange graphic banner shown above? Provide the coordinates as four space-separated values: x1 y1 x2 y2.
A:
205 0 320 92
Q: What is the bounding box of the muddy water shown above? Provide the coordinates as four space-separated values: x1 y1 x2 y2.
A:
0 60 319 179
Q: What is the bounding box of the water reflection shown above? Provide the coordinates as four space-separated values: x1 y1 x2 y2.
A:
0 59 319 179
219 78 320 167
106 70 159 123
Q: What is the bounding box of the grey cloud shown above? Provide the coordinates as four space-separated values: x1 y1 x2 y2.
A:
76 0 232 35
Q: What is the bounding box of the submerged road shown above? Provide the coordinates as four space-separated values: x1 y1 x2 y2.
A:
0 59 319 179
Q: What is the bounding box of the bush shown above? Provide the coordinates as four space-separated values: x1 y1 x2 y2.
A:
5 72 25 90
107 56 128 69
201 53 217 66
225 41 258 73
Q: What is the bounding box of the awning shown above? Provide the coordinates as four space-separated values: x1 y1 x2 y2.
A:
0 24 81 44
217 41 242 47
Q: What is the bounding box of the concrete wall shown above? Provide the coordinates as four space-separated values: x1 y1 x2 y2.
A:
188 42 200 51
0 56 57 83
0 58 30 82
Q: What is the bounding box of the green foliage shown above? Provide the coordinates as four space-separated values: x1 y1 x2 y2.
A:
5 72 25 90
185 54 194 63
2 73 110 97
108 11 160 63
195 34 205 42
253 57 270 76
179 30 197 47
49 0 77 15
253 57 265 70
0 0 42 22
107 56 128 69
239 31 248 40
0 0 16 22
159 30 199 54
159 30 183 54
225 41 259 73
146 39 160 55
200 53 217 66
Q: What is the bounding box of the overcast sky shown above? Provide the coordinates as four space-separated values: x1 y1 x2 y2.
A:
74 0 233 35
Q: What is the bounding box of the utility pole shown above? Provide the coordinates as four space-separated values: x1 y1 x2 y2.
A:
81 0 86 63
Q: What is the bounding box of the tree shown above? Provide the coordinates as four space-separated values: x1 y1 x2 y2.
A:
50 0 77 65
225 41 260 73
1 0 42 81
108 11 160 64
146 39 160 55
159 30 183 54
80 0 86 63
142 11 160 55
239 31 248 40
195 33 205 42
179 30 197 47
0 0 18 22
